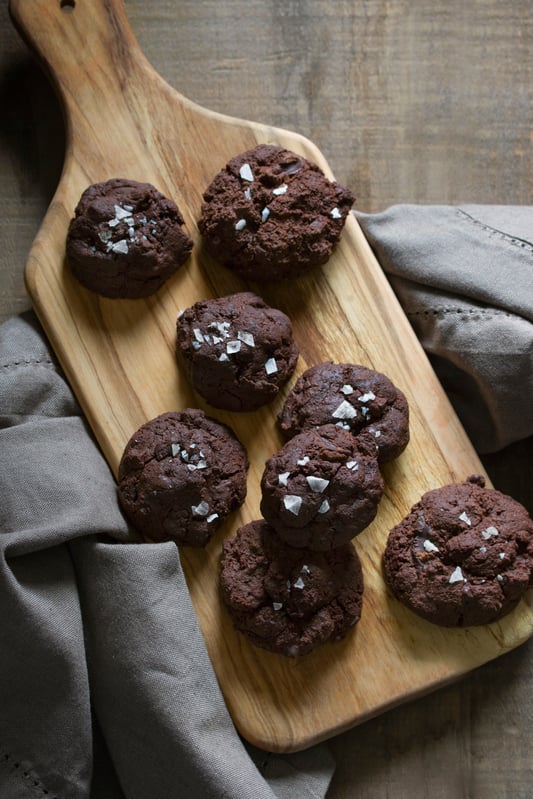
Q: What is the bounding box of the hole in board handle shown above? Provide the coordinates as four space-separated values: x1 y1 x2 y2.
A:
60 0 76 11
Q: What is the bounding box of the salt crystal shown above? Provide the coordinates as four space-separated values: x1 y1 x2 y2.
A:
206 513 219 524
265 357 278 375
306 475 329 493
272 183 288 195
191 501 209 517
423 540 440 553
237 331 255 347
283 495 302 515
449 566 465 584
113 204 131 220
273 602 283 611
110 239 129 254
278 472 290 487
193 328 204 343
293 577 305 589
341 384 354 395
261 207 270 222
358 391 376 403
297 456 309 466
235 218 247 231
332 399 357 420
171 443 181 457
318 499 330 514
226 340 241 354
330 207 342 219
239 163 254 182
459 511 472 526
346 460 359 471
481 526 499 539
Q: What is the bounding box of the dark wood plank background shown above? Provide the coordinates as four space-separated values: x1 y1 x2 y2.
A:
1 1 532 796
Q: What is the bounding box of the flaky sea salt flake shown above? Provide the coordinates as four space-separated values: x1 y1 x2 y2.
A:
423 540 440 553
358 391 376 403
330 207 342 219
332 399 357 420
235 218 247 231
278 472 290 487
449 566 465 584
264 357 278 375
239 163 254 182
481 526 499 539
237 331 255 347
191 501 210 517
306 475 329 493
272 183 288 195
459 511 472 526
283 495 302 516
226 340 241 354
110 239 129 254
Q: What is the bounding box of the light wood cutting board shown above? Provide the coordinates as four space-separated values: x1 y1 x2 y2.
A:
10 0 533 753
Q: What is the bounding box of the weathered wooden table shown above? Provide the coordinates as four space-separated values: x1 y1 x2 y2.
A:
1 1 532 796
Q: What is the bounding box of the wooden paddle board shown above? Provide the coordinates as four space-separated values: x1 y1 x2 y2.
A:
10 0 533 753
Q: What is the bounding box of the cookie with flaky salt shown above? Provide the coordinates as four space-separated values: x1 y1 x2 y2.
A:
66 178 193 298
220 519 364 657
260 424 384 550
383 475 533 627
117 409 248 547
176 291 298 411
198 143 354 281
278 361 409 464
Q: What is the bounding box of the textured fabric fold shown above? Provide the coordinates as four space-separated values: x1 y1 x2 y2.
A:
356 204 533 452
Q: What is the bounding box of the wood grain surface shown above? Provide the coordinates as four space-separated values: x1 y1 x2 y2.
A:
2 0 533 794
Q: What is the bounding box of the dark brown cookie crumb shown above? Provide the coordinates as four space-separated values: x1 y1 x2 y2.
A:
220 520 364 656
383 475 533 627
279 361 409 463
117 409 248 547
176 291 298 411
66 178 193 298
198 144 354 282
260 424 384 550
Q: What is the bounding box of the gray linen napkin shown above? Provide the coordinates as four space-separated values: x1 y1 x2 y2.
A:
356 204 533 453
0 313 334 799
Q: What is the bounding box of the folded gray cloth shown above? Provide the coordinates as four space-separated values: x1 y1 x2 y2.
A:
0 313 334 799
356 204 533 453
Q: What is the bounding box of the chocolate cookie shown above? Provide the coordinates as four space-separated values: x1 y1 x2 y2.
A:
383 475 533 627
117 409 248 547
66 178 193 298
260 424 384 550
278 361 410 463
176 292 299 411
220 520 364 656
198 144 354 282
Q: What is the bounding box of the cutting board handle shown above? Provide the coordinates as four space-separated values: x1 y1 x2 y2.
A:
9 0 159 142
8 0 195 184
